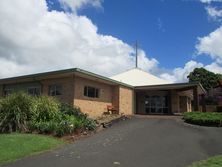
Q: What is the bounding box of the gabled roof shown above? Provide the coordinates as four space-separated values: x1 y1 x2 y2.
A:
110 68 172 86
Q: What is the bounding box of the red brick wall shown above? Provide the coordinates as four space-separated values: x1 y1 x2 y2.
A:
73 76 113 118
41 77 75 104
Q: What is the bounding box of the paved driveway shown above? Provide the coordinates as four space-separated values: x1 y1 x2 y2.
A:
4 116 222 167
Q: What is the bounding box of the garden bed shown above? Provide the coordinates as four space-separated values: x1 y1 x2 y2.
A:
0 93 97 137
183 112 222 127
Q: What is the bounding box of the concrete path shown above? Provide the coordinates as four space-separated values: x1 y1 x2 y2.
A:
4 116 222 167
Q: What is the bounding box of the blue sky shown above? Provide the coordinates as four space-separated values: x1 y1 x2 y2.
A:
47 0 219 69
0 0 221 82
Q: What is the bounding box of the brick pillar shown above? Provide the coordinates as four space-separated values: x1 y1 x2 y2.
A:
170 90 179 113
201 94 206 112
193 86 199 111
111 86 120 113
168 90 172 114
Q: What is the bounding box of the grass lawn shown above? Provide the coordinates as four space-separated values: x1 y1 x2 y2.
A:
189 155 222 167
0 133 65 164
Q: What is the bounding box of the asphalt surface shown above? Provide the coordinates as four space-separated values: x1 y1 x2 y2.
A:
4 116 222 167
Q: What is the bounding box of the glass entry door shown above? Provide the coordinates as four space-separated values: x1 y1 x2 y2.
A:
144 95 169 114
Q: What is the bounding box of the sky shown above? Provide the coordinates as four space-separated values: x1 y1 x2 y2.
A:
0 0 222 82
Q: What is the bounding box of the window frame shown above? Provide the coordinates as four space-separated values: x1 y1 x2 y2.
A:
3 88 13 96
48 85 63 96
27 86 41 96
84 86 99 98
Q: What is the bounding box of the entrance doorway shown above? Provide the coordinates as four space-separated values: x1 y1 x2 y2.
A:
136 91 170 115
144 95 169 114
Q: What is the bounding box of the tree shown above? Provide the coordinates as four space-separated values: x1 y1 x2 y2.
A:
216 73 222 80
187 68 221 91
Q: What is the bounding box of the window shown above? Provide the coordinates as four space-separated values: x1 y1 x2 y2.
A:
48 85 62 96
84 86 99 98
3 89 12 96
27 87 41 96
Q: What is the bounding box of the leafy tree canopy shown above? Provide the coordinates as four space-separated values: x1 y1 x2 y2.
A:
187 68 222 91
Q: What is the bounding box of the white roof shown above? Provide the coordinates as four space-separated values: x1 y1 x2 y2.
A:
110 68 172 86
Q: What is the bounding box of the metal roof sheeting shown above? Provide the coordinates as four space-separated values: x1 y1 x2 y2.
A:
110 68 172 86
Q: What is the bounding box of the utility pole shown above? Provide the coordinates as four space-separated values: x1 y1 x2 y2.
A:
135 41 138 68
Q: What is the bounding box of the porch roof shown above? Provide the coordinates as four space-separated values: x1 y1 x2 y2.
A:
134 82 206 94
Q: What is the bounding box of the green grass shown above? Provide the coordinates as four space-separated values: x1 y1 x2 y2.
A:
189 155 222 167
183 112 222 127
0 133 65 164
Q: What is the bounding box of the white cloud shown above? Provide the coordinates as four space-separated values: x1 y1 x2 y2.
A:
137 49 158 72
205 6 222 20
160 60 222 83
205 62 222 73
58 0 102 12
0 0 157 78
200 0 222 3
196 26 222 63
160 61 204 83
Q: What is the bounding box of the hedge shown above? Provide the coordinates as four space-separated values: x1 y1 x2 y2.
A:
183 112 222 127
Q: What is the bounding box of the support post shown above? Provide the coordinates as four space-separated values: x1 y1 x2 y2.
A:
201 94 206 112
193 86 199 111
168 90 172 114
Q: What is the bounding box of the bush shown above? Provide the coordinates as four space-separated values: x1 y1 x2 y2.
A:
29 120 58 134
0 93 96 136
188 155 222 167
29 104 96 136
183 112 222 127
0 93 35 132
82 118 96 130
60 103 82 117
54 115 90 137
61 107 96 130
29 115 82 136
32 96 60 122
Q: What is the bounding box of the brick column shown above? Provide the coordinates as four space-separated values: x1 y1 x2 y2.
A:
170 90 179 113
201 94 206 112
193 86 199 111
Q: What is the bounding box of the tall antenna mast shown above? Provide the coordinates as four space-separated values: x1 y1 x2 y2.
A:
135 41 138 68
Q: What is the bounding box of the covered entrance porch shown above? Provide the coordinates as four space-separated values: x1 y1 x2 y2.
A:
134 82 205 115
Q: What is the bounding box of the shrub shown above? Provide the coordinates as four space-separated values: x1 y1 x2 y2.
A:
32 96 60 122
60 103 84 117
81 118 96 130
54 115 84 136
0 93 97 136
54 122 72 137
28 113 95 136
59 103 96 131
183 112 222 127
60 104 96 130
0 93 35 132
188 155 222 167
29 120 58 134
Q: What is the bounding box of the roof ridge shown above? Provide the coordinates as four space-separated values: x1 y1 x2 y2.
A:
110 67 171 86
